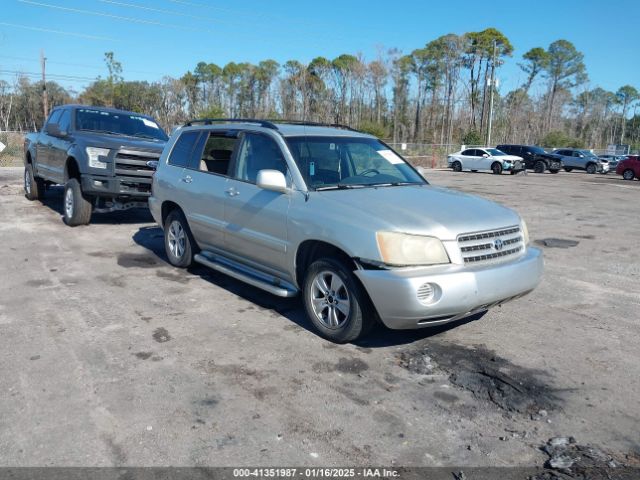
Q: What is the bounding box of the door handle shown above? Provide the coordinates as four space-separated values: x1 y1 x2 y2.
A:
225 187 239 197
181 175 193 184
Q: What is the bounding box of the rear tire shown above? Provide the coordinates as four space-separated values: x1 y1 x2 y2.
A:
63 178 92 226
452 161 462 172
164 209 196 268
533 160 546 174
24 164 45 201
586 163 597 174
491 162 503 175
622 169 635 181
302 258 374 343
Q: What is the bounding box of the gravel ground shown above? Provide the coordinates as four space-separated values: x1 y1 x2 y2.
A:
0 166 638 472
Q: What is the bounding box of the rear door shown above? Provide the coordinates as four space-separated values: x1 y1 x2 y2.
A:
223 131 291 276
181 130 238 251
36 109 62 180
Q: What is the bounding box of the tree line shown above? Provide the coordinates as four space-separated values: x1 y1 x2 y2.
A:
1 28 639 150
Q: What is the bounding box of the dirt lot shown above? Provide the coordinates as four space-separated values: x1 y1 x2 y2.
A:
0 167 638 474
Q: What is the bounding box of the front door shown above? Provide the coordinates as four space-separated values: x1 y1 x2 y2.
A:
223 131 291 277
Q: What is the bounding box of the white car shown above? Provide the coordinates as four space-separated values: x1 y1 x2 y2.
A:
448 147 525 175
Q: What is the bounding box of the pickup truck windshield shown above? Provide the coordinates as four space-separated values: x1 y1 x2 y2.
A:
286 136 424 190
75 109 168 141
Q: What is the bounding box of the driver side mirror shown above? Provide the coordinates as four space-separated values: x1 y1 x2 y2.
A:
256 169 288 194
482 153 489 158
45 123 65 137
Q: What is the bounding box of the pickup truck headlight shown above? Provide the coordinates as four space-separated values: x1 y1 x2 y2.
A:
521 219 530 246
376 232 450 266
86 147 110 169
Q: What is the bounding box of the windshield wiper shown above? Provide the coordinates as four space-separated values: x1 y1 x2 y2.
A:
315 184 368 191
369 182 421 187
78 129 123 136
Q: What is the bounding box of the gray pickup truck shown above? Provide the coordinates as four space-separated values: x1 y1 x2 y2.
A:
24 105 167 225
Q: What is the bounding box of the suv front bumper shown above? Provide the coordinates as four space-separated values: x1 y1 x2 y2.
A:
355 247 543 329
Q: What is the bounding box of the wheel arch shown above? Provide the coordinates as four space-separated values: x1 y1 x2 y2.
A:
64 156 81 181
295 240 358 288
161 200 183 226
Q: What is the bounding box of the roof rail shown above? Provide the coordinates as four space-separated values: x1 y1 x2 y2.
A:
266 119 361 132
183 118 278 129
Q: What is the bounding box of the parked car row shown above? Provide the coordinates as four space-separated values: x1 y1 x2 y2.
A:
22 106 543 342
448 144 640 179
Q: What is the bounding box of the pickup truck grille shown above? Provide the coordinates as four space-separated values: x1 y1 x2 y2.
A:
458 226 524 265
114 149 160 178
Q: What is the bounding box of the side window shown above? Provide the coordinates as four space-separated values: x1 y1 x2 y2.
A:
461 149 475 156
475 149 487 157
573 151 582 157
58 109 71 133
233 133 287 183
45 110 62 129
192 132 239 176
168 131 200 168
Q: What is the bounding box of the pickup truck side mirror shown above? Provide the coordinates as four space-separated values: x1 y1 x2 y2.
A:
256 169 288 194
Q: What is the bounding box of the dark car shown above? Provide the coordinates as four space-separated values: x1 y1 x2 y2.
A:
496 145 562 173
24 105 167 225
616 155 640 181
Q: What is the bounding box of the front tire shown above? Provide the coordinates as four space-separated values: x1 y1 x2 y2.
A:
491 162 503 175
622 169 635 181
452 161 462 172
164 209 196 268
564 167 573 172
24 164 45 201
549 169 559 174
63 178 92 226
303 258 374 343
586 163 597 174
533 160 546 174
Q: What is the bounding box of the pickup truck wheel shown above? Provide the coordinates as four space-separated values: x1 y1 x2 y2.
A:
63 178 92 226
452 161 462 172
533 160 546 174
564 167 573 172
303 258 374 343
586 163 597 174
491 162 503 175
549 169 559 174
164 210 195 268
622 169 635 181
24 165 45 201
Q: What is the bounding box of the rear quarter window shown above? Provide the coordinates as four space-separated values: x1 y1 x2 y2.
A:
168 131 200 168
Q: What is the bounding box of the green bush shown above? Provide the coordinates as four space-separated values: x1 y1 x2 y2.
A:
358 121 387 139
540 131 584 149
462 129 483 146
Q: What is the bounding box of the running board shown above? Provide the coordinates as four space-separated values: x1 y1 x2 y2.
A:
194 253 298 298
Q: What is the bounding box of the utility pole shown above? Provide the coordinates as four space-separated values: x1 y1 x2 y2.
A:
486 40 497 146
40 50 48 120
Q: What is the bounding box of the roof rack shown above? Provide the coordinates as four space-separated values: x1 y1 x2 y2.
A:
183 118 278 129
266 119 361 132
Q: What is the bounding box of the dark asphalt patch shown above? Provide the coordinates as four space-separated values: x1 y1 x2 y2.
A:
117 253 159 268
398 341 560 415
134 352 152 360
535 238 580 248
152 327 171 343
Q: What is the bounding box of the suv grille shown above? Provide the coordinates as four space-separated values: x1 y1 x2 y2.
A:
458 226 524 265
114 149 160 178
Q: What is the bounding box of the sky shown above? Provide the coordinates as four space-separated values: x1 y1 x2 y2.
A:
0 0 638 96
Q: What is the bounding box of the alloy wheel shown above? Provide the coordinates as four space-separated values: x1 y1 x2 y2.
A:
167 220 186 259
64 187 74 218
309 270 351 328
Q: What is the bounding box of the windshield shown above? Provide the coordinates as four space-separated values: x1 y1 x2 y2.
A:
486 148 507 156
285 136 425 190
75 109 168 141
579 150 598 158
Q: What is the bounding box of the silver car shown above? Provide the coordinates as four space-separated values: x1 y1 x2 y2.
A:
552 148 609 174
149 120 543 342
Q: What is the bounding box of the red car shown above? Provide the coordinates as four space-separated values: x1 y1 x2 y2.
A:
616 155 640 181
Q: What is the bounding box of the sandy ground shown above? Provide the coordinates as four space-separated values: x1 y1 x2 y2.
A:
0 166 638 472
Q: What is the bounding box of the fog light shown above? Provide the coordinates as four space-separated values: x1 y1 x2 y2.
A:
417 282 439 304
93 180 106 187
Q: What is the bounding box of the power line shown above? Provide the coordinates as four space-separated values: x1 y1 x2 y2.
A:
0 54 166 76
0 69 97 81
0 21 118 41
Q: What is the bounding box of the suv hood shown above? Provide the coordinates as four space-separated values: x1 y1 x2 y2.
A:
75 131 166 152
315 184 521 240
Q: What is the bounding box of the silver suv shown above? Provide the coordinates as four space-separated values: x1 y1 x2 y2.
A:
552 148 609 174
149 120 543 342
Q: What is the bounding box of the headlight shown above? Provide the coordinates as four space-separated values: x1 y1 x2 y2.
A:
86 147 110 169
521 219 530 246
376 232 450 266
